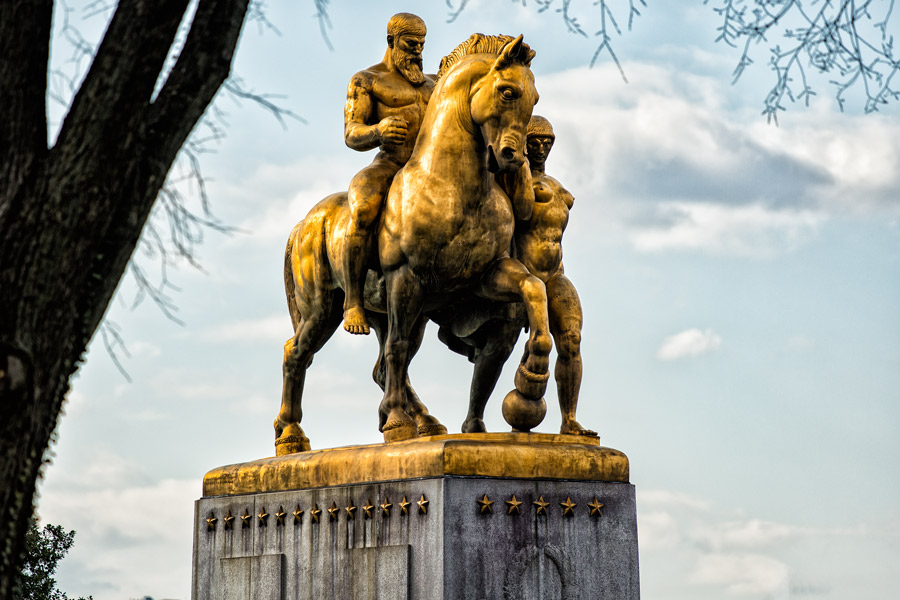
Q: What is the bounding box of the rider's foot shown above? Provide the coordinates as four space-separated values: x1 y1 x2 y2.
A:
560 419 597 437
343 307 370 335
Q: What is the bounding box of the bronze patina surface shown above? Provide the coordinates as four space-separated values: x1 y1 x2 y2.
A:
203 433 629 497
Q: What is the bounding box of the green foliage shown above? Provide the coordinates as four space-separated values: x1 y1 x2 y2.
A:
13 521 91 600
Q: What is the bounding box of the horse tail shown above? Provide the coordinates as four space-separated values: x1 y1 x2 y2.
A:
284 222 304 331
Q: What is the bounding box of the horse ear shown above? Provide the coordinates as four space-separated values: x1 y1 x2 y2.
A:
492 34 525 71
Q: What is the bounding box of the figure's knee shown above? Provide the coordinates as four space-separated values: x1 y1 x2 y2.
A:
556 328 581 360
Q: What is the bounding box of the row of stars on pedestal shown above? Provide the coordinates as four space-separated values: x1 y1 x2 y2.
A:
205 495 429 531
476 495 605 518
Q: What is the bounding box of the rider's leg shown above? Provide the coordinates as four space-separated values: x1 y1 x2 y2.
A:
547 273 595 436
343 160 399 335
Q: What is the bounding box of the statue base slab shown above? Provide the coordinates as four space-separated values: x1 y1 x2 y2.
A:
192 433 640 600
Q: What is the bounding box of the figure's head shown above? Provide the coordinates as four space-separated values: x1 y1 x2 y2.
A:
387 13 427 86
526 115 555 167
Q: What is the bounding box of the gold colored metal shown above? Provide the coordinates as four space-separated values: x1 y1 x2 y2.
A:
205 514 217 531
588 498 604 518
533 496 549 516
362 499 374 520
327 502 340 522
380 498 393 518
417 494 429 515
399 496 411 516
223 510 235 530
292 505 304 524
240 509 251 528
477 494 494 514
275 506 287 526
309 504 322 524
203 433 628 497
560 496 576 517
257 507 269 527
505 495 523 515
345 502 357 520
276 30 551 450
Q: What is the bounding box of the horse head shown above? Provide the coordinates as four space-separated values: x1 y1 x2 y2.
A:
469 35 540 174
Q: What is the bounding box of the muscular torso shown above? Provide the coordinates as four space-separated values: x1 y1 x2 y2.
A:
345 65 434 165
514 172 574 282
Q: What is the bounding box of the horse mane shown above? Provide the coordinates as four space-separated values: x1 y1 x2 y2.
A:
436 33 536 82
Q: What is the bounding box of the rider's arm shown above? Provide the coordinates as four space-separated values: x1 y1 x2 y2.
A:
344 72 381 151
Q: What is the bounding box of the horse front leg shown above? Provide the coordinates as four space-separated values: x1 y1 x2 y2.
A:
371 313 447 437
379 265 423 442
477 257 552 431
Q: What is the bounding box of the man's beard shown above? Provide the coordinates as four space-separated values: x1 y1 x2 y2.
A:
394 49 425 86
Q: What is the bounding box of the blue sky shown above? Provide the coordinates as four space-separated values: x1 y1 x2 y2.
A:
37 1 899 599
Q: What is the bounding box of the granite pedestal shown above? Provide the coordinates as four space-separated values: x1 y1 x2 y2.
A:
192 433 639 599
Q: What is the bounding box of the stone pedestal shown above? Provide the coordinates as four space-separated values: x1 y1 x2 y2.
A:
192 433 639 599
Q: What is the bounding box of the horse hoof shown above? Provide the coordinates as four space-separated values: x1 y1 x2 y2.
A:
461 417 487 434
275 423 311 456
502 389 546 432
416 415 448 437
514 363 550 399
382 409 418 442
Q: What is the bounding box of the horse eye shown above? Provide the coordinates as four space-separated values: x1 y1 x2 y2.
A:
500 87 518 100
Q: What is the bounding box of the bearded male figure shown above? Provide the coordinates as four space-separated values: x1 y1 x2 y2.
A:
340 13 435 335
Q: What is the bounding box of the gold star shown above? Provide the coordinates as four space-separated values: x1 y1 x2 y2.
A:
505 495 523 515
362 499 374 519
327 502 340 522
275 506 287 526
477 494 494 514
309 503 322 523
240 509 252 528
345 501 357 520
205 513 217 531
417 494 429 515
560 496 577 517
223 510 235 530
292 505 304 524
380 497 393 518
533 496 549 516
588 498 604 518
257 507 269 527
398 496 411 516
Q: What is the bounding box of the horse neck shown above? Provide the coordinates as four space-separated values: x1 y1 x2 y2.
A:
409 64 490 191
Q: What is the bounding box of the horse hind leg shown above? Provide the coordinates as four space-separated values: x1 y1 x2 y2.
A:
276 299 342 455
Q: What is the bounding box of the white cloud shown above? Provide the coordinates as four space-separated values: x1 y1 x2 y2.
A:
656 328 722 361
39 477 198 600
629 202 824 257
690 552 791 597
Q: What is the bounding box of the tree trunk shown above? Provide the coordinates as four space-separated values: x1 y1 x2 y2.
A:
0 1 250 595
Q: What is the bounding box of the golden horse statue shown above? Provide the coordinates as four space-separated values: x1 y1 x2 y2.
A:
276 35 548 453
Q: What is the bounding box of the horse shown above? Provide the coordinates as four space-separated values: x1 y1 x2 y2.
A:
276 34 549 453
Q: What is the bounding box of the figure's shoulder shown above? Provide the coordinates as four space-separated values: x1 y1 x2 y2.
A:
348 64 388 89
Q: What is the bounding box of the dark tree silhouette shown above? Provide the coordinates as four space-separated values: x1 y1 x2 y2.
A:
0 1 249 594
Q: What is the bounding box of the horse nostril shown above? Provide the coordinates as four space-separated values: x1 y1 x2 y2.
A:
501 147 515 161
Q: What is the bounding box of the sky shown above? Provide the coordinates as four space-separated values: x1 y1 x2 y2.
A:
35 1 899 599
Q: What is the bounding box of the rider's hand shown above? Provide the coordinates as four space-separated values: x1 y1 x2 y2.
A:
376 116 409 145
